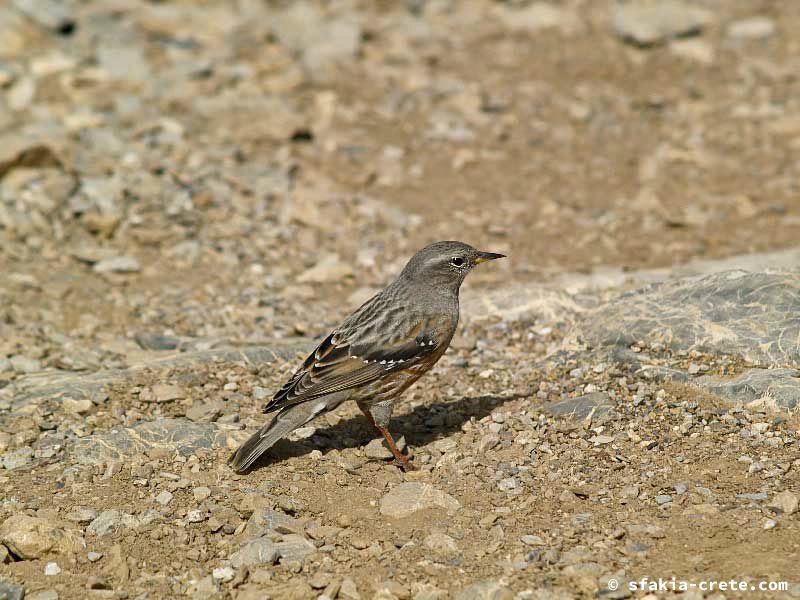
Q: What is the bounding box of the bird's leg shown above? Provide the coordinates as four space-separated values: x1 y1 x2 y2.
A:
358 402 416 471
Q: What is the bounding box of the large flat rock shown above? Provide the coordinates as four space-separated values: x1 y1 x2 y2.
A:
579 270 800 367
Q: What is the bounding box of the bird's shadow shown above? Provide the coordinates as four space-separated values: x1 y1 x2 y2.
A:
245 392 526 473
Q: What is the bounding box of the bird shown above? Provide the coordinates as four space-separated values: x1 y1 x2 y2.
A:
228 241 505 473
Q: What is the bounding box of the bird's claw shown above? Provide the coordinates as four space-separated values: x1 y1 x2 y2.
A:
392 455 417 471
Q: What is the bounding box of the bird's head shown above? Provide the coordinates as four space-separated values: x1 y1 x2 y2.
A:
399 240 505 292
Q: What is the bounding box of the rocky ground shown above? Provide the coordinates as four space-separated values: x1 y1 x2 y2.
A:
2 0 800 598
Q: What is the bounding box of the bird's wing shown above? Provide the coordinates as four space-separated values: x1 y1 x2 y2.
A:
263 308 441 414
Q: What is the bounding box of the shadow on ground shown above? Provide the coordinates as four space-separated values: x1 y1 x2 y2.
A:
245 392 527 472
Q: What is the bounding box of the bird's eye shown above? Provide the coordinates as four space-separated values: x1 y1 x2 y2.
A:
450 257 465 267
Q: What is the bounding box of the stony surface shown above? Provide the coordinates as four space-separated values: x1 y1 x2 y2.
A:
379 483 461 518
580 270 800 366
1 0 800 598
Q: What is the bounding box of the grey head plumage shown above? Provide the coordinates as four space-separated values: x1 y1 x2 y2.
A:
394 240 505 295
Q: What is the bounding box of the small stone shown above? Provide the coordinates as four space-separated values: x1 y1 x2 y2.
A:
155 491 173 506
0 515 84 559
87 510 123 537
380 483 460 518
736 492 768 502
193 486 212 502
2 447 33 470
44 562 61 576
186 400 223 423
186 510 206 523
93 256 140 273
768 491 798 515
496 2 581 35
28 591 58 600
10 355 42 374
339 578 360 600
87 552 103 562
364 436 405 460
655 495 673 505
590 435 614 445
621 485 640 499
151 384 185 403
11 0 74 32
521 535 544 546
727 17 775 39
559 489 577 503
423 532 460 557
245 507 305 537
673 483 688 495
376 581 409 599
212 566 235 583
763 519 777 530
230 538 278 568
0 578 24 600
309 572 331 590
297 255 354 283
455 581 514 600
275 534 316 563
62 398 93 414
611 1 713 47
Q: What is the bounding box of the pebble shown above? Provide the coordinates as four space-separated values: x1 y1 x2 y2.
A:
769 491 798 515
339 577 360 600
230 538 278 568
0 515 83 559
455 581 514 600
0 578 24 600
151 384 186 403
10 355 42 374
423 532 460 557
275 534 316 563
655 495 673 505
44 562 61 576
727 17 775 39
2 447 33 470
379 483 460 518
736 492 768 502
28 591 59 600
87 510 123 537
186 400 223 423
186 510 206 523
297 255 354 283
155 491 173 506
193 486 212 502
520 535 545 546
93 256 141 273
364 436 405 460
611 1 714 46
212 566 234 583
87 552 103 562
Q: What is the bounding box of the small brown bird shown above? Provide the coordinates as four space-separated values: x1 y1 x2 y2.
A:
229 241 505 473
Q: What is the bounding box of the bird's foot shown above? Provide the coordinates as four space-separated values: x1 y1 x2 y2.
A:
391 454 418 472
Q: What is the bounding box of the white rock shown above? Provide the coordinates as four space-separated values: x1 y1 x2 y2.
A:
212 566 234 582
154 491 173 506
727 17 775 39
380 483 460 518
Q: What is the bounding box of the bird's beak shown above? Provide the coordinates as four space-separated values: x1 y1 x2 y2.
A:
474 251 506 264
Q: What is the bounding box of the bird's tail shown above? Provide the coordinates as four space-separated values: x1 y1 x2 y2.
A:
228 400 329 473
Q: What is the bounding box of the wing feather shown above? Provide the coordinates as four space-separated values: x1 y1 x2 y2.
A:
263 317 439 414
